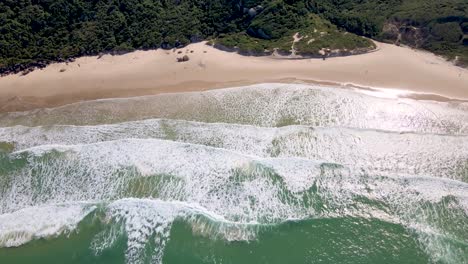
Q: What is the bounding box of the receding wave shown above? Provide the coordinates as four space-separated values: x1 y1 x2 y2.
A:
1 84 467 134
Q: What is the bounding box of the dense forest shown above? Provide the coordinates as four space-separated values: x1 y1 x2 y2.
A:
0 0 467 75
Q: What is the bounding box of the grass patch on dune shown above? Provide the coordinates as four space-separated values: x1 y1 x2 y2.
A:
214 14 375 57
294 15 376 56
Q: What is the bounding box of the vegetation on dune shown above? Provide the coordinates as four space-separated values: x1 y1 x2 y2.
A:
0 0 466 75
215 14 375 57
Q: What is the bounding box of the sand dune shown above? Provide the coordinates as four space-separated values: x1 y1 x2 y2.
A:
0 41 467 112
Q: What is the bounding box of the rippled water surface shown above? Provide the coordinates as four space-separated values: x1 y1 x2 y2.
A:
0 83 467 264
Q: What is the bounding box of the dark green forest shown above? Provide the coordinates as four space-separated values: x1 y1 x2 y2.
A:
0 0 467 75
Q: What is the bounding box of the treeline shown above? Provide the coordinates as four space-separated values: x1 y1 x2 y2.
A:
0 0 467 75
0 0 248 73
308 0 467 65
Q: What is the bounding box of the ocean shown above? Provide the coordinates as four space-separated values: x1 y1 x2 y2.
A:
0 83 467 264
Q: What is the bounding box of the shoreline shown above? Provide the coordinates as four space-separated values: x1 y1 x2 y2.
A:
1 80 466 115
1 41 467 113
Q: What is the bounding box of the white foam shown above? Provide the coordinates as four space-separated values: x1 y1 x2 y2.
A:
1 83 467 134
1 82 467 263
92 198 259 264
0 203 96 247
2 138 466 220
2 119 467 181
0 138 466 263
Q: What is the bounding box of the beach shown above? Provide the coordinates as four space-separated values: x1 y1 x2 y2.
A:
0 41 467 112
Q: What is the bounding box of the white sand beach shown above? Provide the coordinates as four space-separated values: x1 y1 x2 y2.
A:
0 41 467 112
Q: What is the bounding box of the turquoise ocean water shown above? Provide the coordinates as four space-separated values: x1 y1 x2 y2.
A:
0 83 467 263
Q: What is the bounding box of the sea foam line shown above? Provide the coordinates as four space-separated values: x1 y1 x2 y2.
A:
2 119 467 182
1 83 466 134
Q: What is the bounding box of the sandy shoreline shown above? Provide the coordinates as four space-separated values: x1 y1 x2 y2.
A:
0 41 467 113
